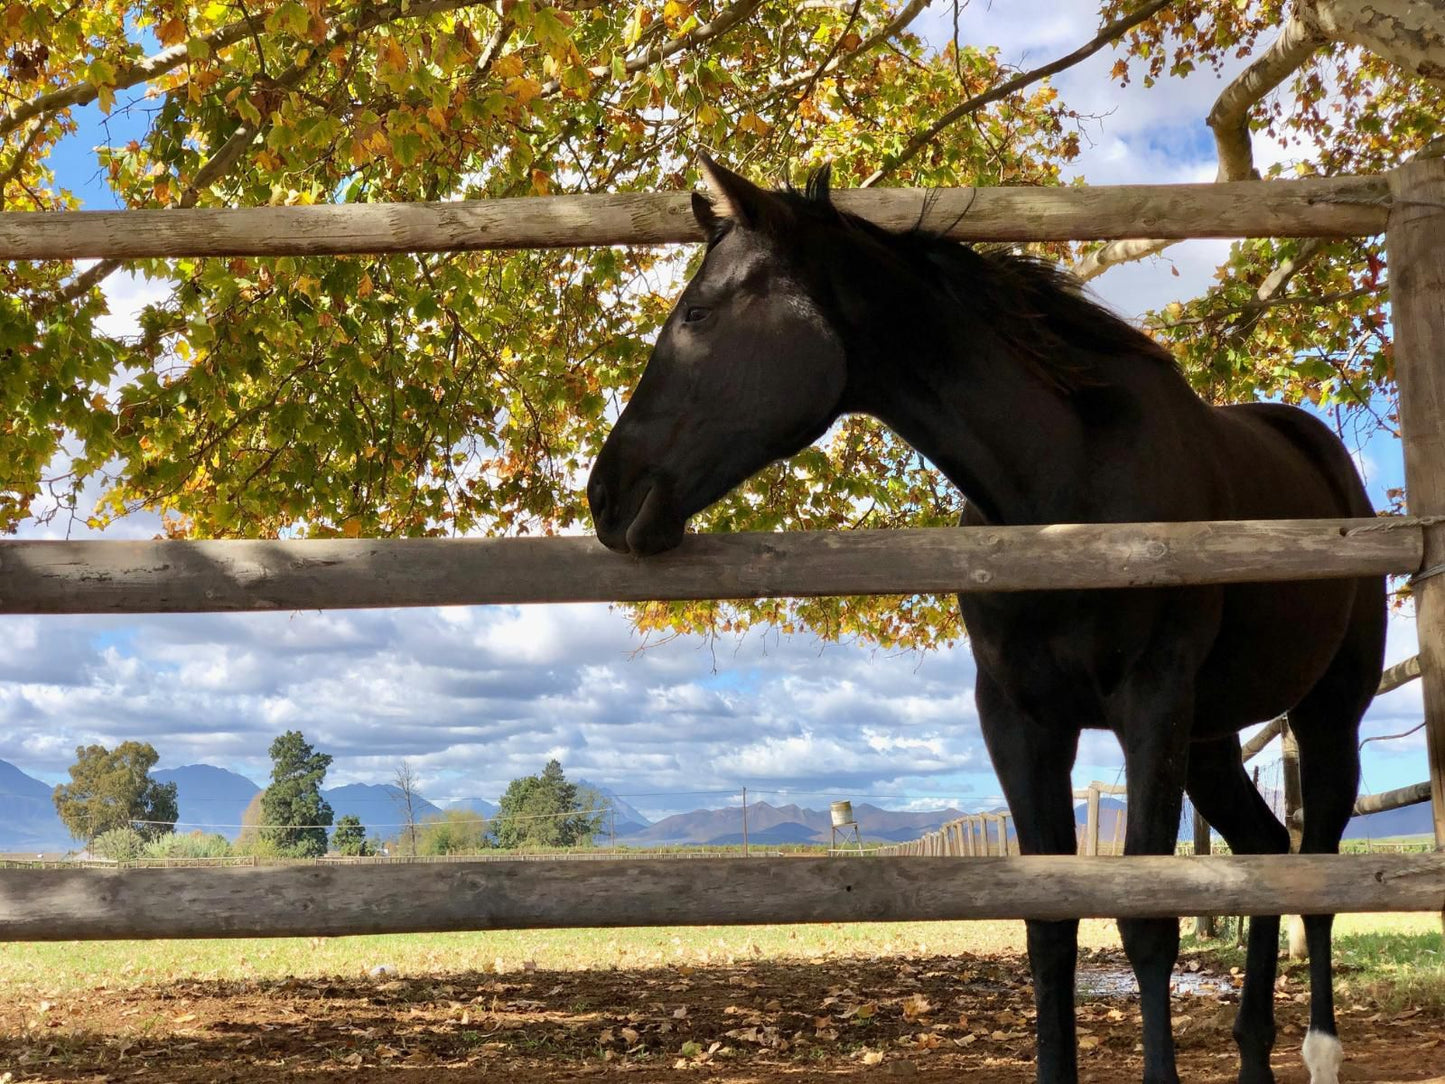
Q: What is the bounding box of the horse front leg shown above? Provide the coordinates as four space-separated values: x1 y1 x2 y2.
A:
1115 678 1194 1084
976 672 1082 1084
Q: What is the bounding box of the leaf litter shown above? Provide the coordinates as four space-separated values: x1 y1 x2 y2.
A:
0 949 1439 1082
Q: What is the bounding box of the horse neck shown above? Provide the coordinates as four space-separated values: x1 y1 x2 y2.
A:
845 301 1091 526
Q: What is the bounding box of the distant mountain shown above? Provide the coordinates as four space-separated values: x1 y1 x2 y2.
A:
1075 796 1126 848
1346 801 1435 840
0 759 70 851
154 764 260 840
576 779 651 832
625 800 965 846
323 783 444 836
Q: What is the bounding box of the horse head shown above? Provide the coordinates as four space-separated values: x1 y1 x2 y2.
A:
587 155 850 556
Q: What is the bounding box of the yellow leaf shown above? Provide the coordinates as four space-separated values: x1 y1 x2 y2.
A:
491 54 525 79
357 272 374 298
737 112 769 135
342 518 362 538
505 76 543 105
531 169 550 195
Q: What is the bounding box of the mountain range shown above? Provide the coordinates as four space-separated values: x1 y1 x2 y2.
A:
0 757 1435 852
0 760 656 850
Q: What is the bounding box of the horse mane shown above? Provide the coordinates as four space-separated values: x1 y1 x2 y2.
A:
777 170 1176 392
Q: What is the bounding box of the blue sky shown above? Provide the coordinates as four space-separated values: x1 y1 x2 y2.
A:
2 4 1428 825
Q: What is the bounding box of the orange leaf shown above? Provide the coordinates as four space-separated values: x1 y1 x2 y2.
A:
157 18 187 46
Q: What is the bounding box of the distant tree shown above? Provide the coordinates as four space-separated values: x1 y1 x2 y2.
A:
332 814 370 857
259 731 333 858
418 809 488 855
391 760 422 856
492 760 604 850
52 741 179 843
142 830 232 859
90 826 148 861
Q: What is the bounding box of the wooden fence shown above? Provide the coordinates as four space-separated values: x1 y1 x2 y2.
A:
879 656 1434 862
1 165 1443 940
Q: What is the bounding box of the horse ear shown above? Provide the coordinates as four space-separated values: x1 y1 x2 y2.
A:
696 152 778 229
805 163 832 205
691 190 720 236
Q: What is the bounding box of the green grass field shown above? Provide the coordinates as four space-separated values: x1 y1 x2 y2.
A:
2 914 1440 1007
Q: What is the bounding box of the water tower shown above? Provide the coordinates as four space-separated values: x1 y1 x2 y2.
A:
829 800 864 855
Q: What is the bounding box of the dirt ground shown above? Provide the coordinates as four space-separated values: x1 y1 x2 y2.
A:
1 948 1441 1083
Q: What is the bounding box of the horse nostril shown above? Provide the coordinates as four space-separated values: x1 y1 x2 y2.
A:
588 478 609 520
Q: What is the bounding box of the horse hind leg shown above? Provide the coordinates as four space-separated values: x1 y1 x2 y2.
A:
1185 737 1291 1084
1285 587 1383 1084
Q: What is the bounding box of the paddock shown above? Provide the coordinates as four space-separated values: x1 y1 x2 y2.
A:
0 167 1443 1084
2 164 1443 944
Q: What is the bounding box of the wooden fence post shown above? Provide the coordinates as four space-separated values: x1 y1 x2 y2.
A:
1193 809 1215 938
1282 724 1308 959
1085 784 1101 857
1389 155 1445 861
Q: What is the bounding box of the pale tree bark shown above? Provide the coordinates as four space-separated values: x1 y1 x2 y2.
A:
1073 0 1444 283
1297 0 1445 88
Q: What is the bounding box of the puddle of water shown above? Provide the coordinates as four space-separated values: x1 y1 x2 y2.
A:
1076 966 1232 999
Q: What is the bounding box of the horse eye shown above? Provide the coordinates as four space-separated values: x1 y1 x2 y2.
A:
683 306 711 324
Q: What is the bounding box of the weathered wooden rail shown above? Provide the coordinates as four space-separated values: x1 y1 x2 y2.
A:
1 855 1442 941
0 175 1390 258
0 518 1422 613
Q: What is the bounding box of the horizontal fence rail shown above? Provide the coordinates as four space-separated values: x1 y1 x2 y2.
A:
0 518 1421 614
2 855 1442 940
0 176 1391 260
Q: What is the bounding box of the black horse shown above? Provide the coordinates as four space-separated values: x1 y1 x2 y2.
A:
587 157 1385 1084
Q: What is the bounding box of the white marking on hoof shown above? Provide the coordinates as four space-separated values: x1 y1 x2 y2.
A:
1302 1028 1343 1084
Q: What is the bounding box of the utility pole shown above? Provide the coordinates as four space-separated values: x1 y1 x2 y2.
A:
741 786 749 857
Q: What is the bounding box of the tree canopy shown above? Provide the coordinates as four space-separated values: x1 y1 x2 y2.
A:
259 730 334 856
331 813 370 856
491 759 603 848
417 807 489 854
5 1 1442 647
51 740 179 843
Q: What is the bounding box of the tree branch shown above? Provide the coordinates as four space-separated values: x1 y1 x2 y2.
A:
0 121 47 208
0 0 503 139
860 0 1178 188
1297 0 1445 90
538 0 765 97
1073 9 1326 281
1072 0 1445 281
767 0 931 99
1207 12 1325 182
